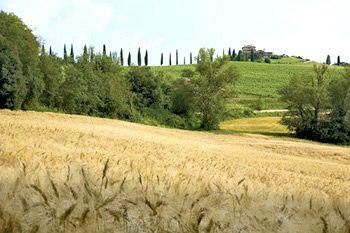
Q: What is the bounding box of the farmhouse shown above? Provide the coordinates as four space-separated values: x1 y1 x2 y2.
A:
242 45 273 58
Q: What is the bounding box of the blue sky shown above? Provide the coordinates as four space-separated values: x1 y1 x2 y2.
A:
1 0 349 65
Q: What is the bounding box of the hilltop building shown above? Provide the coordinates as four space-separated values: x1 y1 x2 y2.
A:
242 45 273 58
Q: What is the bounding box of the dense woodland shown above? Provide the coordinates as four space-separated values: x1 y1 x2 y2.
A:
1 11 350 143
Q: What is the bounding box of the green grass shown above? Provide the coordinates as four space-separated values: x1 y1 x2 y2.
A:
220 116 289 135
153 61 343 110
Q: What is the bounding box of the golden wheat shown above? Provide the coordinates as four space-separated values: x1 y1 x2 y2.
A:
0 110 349 232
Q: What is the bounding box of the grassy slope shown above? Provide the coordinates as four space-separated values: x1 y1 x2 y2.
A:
153 61 343 109
0 110 350 232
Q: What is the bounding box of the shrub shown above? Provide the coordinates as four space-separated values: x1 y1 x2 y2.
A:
264 58 271 64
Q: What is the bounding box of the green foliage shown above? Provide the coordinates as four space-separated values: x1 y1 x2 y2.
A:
326 55 331 65
176 50 178 65
70 44 75 64
63 45 68 64
250 50 255 62
0 36 27 109
137 48 141 66
39 51 62 107
128 52 131 66
144 50 148 66
180 68 195 78
0 11 43 109
264 57 271 63
231 49 236 61
280 65 350 144
120 48 124 66
192 48 240 130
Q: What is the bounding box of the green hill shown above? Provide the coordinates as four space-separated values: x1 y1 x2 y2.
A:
153 61 342 110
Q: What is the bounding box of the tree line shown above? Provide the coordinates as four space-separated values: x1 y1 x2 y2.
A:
0 11 239 130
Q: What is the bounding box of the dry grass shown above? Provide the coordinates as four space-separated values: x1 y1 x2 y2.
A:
220 116 289 135
0 110 350 232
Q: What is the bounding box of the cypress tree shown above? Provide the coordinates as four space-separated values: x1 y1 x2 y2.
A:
236 50 242 61
169 53 172 66
326 55 331 65
337 56 341 66
144 50 148 66
228 48 232 58
137 47 141 66
103 44 107 57
90 47 95 63
63 44 68 64
250 49 255 62
41 45 46 56
49 46 53 56
223 49 225 56
128 52 131 66
232 49 236 61
190 52 193 64
70 44 74 63
176 49 178 65
160 53 163 66
184 57 186 65
109 51 112 58
120 48 124 66
83 45 88 64
210 53 213 62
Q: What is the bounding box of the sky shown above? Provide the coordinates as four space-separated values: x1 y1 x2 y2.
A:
1 0 349 65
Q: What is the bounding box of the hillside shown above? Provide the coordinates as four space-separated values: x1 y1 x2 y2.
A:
1 110 350 232
154 61 343 109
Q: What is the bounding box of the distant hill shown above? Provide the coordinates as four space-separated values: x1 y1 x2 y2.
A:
153 61 343 110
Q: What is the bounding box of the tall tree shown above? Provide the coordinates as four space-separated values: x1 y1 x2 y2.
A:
128 52 131 66
63 44 68 64
223 49 225 56
160 53 164 66
69 44 74 64
236 50 243 61
337 56 341 66
49 46 53 56
231 49 236 61
228 48 232 57
192 48 240 130
184 57 186 65
326 55 331 65
250 49 255 62
176 49 179 65
90 47 94 63
41 45 46 56
103 44 107 57
82 45 88 64
137 47 141 66
144 50 148 66
120 48 124 66
190 52 193 64
169 53 172 66
280 65 329 138
0 37 27 109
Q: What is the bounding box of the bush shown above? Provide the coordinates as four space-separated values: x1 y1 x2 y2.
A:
264 58 271 64
181 68 195 78
280 65 350 144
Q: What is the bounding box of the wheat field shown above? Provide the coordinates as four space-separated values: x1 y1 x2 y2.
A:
0 110 349 233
